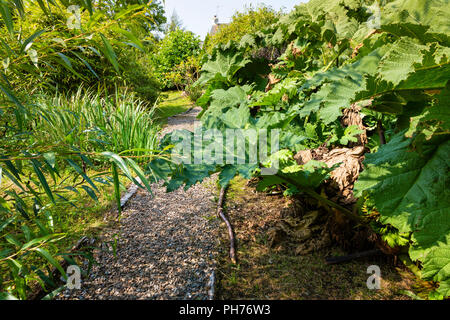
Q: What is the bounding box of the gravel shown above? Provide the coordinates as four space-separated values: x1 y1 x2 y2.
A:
58 107 220 300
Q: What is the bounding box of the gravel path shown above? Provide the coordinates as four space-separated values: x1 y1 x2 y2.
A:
59 106 220 300
161 106 202 135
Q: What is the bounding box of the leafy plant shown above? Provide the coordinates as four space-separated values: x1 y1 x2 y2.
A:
203 5 282 53
149 0 450 299
166 55 203 101
152 28 201 89
0 0 163 299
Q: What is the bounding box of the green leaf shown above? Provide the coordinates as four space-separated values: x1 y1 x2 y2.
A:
111 162 121 215
165 164 217 193
377 37 428 86
0 0 14 35
21 29 46 53
210 86 249 109
5 234 21 247
0 82 26 112
81 185 98 202
355 134 449 234
126 158 153 195
66 159 98 192
41 285 66 300
72 52 99 79
219 164 257 187
422 246 450 297
30 158 54 203
99 33 120 73
197 51 250 87
81 0 93 15
355 133 450 297
20 233 65 251
420 84 450 132
221 104 250 129
0 217 14 233
55 53 85 79
114 27 144 52
0 292 19 300
102 152 142 188
35 248 67 280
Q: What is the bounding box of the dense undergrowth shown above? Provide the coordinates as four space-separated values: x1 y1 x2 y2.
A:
0 88 161 299
216 176 421 300
1 0 448 301
0 1 166 299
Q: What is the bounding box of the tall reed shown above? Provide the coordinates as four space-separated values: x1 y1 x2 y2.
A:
33 88 161 158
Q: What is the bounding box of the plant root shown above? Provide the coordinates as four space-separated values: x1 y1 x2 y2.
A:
217 186 237 264
325 249 382 265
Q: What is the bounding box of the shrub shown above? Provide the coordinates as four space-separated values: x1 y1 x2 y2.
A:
166 55 203 101
204 5 282 53
110 45 162 104
152 29 201 88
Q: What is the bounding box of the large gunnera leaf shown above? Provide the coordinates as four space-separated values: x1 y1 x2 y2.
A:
196 51 250 87
355 133 450 297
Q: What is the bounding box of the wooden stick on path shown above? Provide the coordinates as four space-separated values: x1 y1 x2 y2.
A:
217 186 237 264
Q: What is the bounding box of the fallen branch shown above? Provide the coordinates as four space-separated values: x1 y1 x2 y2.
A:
217 186 237 264
207 270 216 300
325 249 382 265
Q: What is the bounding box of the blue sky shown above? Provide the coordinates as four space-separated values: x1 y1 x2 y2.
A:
162 0 307 40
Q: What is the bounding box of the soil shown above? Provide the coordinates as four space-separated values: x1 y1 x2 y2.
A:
215 177 421 300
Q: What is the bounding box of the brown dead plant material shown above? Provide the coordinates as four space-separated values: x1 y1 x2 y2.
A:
289 41 305 58
216 178 416 300
341 103 368 146
294 146 365 205
265 72 281 92
293 102 368 205
351 29 381 58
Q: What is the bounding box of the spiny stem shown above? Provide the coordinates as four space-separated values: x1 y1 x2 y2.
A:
275 173 363 223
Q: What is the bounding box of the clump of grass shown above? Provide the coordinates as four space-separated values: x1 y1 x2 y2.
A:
223 176 247 203
34 88 160 157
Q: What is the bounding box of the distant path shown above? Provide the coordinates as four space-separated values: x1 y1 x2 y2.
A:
58 106 219 300
160 106 202 135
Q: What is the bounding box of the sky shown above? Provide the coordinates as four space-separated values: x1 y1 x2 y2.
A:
162 0 307 40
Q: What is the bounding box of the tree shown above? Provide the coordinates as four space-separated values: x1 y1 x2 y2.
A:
204 5 282 52
96 0 167 32
153 29 201 88
165 9 184 33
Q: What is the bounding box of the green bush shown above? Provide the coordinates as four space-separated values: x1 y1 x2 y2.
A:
152 29 201 88
166 55 203 101
204 5 282 53
0 1 165 104
109 45 162 104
